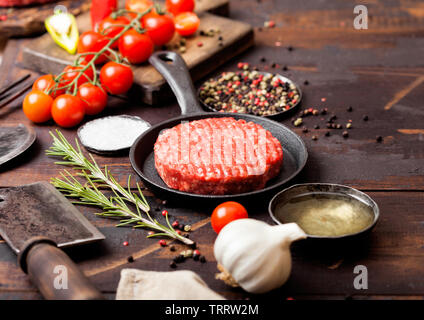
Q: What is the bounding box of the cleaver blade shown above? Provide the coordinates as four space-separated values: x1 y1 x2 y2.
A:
0 181 105 254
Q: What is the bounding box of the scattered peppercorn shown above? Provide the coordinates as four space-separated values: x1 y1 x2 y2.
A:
172 220 179 228
159 240 167 247
199 256 207 263
287 46 294 51
184 224 192 232
304 80 309 85
189 242 197 249
321 108 328 115
162 200 168 205
363 115 369 121
336 124 342 129
127 256 134 263
347 106 353 112
170 261 177 269
342 131 349 138
346 123 352 129
161 210 168 216
197 42 203 47
170 245 176 252
302 126 308 133
178 223 185 231
123 241 129 246
174 255 185 263
325 131 331 137
312 135 318 141
314 125 320 129
282 65 288 71
376 135 383 142
260 57 266 62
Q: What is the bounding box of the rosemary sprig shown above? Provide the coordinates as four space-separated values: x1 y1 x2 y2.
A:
46 130 194 246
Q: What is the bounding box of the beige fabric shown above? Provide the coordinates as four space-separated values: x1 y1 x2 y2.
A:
116 268 225 300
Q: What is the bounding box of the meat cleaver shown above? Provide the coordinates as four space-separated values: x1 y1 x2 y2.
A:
0 181 105 300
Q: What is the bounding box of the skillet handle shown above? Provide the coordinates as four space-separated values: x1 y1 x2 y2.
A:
149 51 203 115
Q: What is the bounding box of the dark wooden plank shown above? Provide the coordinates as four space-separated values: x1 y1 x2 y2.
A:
1 192 424 299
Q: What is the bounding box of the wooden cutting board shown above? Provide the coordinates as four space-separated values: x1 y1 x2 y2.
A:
20 1 253 105
0 0 229 38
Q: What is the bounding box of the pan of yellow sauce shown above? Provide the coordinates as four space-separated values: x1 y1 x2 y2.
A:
269 184 379 239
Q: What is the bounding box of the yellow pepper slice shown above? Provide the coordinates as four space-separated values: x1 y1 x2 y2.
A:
45 11 79 55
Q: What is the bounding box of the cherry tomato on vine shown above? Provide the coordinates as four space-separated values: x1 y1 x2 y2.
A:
174 12 200 37
165 0 195 16
32 74 63 98
100 62 134 95
125 0 153 13
77 83 108 115
22 90 53 123
77 31 109 64
51 94 85 128
61 63 94 89
142 11 175 46
98 16 130 49
211 201 248 234
118 29 154 64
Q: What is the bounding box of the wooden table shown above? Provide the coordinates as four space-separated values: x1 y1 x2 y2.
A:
1 0 424 300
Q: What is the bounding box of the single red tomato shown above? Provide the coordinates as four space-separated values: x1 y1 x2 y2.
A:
98 16 130 49
77 83 108 115
100 61 134 95
211 201 248 234
142 11 175 46
125 0 153 13
165 0 195 16
118 29 154 64
32 74 63 98
61 63 95 89
22 90 53 123
51 94 85 128
174 12 199 36
77 31 110 64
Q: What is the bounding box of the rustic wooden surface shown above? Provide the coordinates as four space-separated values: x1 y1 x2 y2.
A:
0 0 91 38
0 0 424 300
20 0 251 105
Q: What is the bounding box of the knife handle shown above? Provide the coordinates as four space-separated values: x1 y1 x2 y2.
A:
18 237 104 300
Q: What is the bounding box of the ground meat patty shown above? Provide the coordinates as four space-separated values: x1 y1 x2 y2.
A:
0 0 56 7
154 117 283 195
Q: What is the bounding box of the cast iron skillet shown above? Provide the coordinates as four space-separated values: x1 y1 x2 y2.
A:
130 51 308 201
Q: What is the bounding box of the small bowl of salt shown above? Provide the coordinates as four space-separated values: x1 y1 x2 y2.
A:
78 115 151 155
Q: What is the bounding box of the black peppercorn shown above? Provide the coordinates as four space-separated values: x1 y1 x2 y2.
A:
189 242 197 249
170 245 176 252
312 135 318 141
127 256 134 263
174 255 185 263
282 66 288 71
314 125 320 129
287 46 293 51
325 131 330 137
170 261 177 269
363 115 369 121
342 131 349 138
260 57 266 62
347 106 353 112
199 256 206 263
302 126 308 133
376 135 383 142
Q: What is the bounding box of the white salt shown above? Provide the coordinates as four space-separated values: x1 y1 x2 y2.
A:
78 116 150 152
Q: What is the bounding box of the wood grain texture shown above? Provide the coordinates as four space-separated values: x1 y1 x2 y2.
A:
0 0 424 300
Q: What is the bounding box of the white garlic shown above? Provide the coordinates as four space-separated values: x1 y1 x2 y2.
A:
214 219 306 294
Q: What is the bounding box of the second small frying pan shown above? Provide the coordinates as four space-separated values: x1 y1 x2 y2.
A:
130 51 308 202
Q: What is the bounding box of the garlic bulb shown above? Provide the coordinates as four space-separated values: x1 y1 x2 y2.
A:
214 218 306 294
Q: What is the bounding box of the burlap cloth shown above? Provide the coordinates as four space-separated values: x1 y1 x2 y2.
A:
116 268 225 300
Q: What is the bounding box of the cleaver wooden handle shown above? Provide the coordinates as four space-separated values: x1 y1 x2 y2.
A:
18 237 104 300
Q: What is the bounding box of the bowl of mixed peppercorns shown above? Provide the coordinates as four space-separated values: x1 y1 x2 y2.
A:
198 62 302 118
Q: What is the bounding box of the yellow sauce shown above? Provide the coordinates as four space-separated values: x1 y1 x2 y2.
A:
275 193 374 237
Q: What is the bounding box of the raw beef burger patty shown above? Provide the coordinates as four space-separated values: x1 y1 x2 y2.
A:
154 117 283 195
0 0 56 7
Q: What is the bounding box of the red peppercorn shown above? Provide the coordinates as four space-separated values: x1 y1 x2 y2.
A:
176 230 182 235
193 249 200 256
159 240 167 247
123 241 129 246
162 210 168 216
237 62 244 69
197 42 203 47
268 20 275 28
172 220 179 228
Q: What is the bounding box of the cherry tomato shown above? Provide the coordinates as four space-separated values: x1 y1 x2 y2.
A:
51 94 85 128
22 90 53 123
211 202 248 234
125 0 153 13
165 0 195 16
77 31 109 64
61 63 94 89
118 29 154 64
32 74 63 98
174 12 199 37
98 16 130 49
142 12 175 46
77 83 108 115
100 62 134 95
